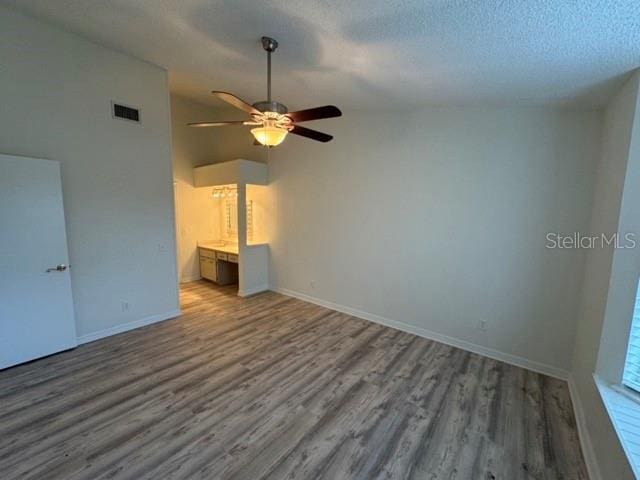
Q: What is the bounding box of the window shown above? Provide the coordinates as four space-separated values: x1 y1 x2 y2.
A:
623 278 640 392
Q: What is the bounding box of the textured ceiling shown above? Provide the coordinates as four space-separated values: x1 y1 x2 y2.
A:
4 0 640 109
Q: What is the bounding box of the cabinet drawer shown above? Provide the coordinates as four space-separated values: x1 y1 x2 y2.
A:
199 248 216 259
227 254 238 263
216 252 228 261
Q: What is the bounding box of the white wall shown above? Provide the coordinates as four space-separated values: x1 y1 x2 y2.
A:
237 184 269 297
269 107 602 375
171 96 269 283
570 72 640 480
172 94 266 171
0 7 179 339
205 121 267 166
247 184 270 245
171 95 222 282
171 95 222 184
597 73 640 382
173 183 221 282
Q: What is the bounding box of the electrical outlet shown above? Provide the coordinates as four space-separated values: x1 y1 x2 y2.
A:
158 244 167 253
479 319 488 332
309 281 315 290
121 301 130 312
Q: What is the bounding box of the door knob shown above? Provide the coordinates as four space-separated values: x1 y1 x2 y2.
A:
46 264 68 273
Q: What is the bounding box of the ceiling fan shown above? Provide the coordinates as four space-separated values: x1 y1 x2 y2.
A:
189 36 342 147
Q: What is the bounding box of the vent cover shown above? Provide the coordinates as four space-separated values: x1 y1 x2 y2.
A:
112 102 140 123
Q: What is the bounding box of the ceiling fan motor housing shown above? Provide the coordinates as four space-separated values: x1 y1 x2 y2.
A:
253 100 288 114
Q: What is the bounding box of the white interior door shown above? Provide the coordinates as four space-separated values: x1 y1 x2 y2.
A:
0 154 77 369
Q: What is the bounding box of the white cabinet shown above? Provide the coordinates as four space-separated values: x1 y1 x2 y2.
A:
199 249 217 282
199 247 238 285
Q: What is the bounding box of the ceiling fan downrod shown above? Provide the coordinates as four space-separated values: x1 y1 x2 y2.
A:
253 37 287 114
261 36 278 103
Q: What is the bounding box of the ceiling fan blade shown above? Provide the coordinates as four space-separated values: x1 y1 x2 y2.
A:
286 105 342 123
212 91 260 115
290 125 333 143
188 121 248 127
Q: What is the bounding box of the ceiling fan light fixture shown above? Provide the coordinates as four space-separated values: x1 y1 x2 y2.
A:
251 125 288 146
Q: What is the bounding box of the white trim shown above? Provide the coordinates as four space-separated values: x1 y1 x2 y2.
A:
180 274 201 284
595 375 640 479
77 309 181 344
610 383 640 406
272 287 569 380
568 374 603 480
238 284 269 297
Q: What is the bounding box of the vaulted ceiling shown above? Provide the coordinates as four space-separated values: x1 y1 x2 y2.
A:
5 0 640 110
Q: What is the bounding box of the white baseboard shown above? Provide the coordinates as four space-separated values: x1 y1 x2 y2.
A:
77 309 182 345
180 274 201 283
568 374 602 480
272 286 569 380
238 284 270 297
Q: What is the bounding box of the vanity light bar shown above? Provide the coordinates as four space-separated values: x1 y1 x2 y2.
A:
211 186 238 198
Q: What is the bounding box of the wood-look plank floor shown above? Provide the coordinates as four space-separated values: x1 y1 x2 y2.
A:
0 281 588 479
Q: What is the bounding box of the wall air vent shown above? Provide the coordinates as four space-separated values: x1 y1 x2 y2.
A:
112 102 140 123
